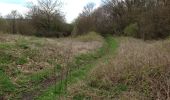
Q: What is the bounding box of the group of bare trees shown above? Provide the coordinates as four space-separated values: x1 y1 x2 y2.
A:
74 0 170 39
28 0 67 37
72 3 96 35
0 0 72 37
0 0 169 39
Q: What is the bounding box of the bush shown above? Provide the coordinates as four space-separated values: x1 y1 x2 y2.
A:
0 18 9 33
75 32 103 42
124 23 139 37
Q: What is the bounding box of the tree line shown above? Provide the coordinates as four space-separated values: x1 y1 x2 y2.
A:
74 0 170 40
0 0 73 37
0 0 170 39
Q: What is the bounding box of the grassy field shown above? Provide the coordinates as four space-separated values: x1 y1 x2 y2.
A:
0 32 170 100
0 32 104 99
65 37 170 100
36 36 118 100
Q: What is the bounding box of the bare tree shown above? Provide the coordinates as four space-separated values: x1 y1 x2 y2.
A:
73 2 96 34
7 10 20 34
81 3 95 17
37 0 62 30
28 0 65 37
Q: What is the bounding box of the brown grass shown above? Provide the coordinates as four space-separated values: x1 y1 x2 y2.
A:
67 37 170 100
0 32 104 99
0 33 102 73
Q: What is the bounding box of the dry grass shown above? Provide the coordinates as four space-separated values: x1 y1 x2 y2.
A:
67 37 170 100
0 32 103 99
0 33 103 74
74 32 104 42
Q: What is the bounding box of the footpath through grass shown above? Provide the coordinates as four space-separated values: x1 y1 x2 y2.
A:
0 32 104 99
36 36 118 100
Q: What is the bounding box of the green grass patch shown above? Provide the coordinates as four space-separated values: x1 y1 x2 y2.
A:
0 43 14 50
16 56 28 65
0 51 14 64
30 69 55 84
16 38 30 49
11 68 56 99
105 36 118 52
0 70 16 96
36 63 96 100
16 68 54 85
113 84 128 95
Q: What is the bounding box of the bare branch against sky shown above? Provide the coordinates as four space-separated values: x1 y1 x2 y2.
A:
0 0 101 23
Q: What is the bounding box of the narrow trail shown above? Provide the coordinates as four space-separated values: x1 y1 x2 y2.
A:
21 36 118 100
36 36 118 100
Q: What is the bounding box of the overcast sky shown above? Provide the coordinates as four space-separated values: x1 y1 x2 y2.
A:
0 0 101 23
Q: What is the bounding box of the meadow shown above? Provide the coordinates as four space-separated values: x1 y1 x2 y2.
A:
0 32 104 99
0 32 170 100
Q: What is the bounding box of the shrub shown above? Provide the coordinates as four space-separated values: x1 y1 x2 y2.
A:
124 23 139 37
75 32 103 42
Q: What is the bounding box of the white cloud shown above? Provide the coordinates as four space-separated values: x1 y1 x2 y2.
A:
62 0 101 23
25 0 37 4
0 3 28 16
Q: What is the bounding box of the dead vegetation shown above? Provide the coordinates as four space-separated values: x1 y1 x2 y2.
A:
0 33 103 73
0 32 103 99
67 37 170 100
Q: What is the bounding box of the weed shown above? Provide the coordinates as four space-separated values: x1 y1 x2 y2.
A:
114 84 128 95
0 43 13 50
16 39 29 49
16 56 28 65
73 94 85 100
0 70 15 96
0 51 14 64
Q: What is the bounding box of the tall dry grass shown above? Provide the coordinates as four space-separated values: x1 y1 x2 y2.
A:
67 37 170 100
